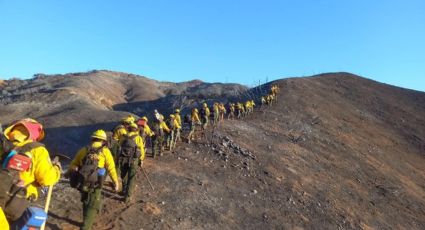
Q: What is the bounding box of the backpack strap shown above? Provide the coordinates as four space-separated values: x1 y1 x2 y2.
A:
15 142 44 155
2 142 44 168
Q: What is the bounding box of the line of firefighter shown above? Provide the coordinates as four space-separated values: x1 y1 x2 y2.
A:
0 84 279 230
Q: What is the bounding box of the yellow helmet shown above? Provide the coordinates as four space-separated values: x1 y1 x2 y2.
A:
141 116 148 121
170 114 175 118
175 109 180 113
91 130 107 141
203 103 208 107
4 118 45 142
122 115 135 124
160 114 164 120
193 108 198 113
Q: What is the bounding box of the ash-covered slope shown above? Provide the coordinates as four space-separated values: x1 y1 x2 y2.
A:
46 72 425 229
0 70 248 154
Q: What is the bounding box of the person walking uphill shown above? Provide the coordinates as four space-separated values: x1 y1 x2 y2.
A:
0 118 61 228
174 109 182 142
66 129 119 230
187 108 201 144
166 114 181 151
117 123 144 203
201 103 210 130
113 115 135 141
152 114 170 157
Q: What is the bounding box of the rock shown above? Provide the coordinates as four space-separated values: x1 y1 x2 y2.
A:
222 142 228 147
252 190 258 194
195 151 200 154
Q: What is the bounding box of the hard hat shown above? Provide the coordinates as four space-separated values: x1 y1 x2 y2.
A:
91 130 107 141
160 114 164 120
203 103 207 107
122 115 135 124
141 116 148 121
137 119 146 127
170 114 175 118
193 108 198 112
4 118 45 142
175 109 180 113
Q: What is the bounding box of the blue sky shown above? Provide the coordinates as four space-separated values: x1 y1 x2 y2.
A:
0 0 424 91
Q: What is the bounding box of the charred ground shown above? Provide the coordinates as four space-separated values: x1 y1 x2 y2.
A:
2 72 425 229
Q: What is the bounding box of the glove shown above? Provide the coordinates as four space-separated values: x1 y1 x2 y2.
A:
53 160 62 172
114 182 120 192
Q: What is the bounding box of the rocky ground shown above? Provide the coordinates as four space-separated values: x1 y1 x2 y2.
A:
33 73 425 230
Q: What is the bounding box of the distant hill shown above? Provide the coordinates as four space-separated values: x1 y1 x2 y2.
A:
0 70 248 154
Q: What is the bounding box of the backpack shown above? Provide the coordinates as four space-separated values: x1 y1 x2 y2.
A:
184 114 191 124
118 134 141 163
0 135 13 162
105 131 115 149
152 123 164 138
0 142 44 221
74 146 102 191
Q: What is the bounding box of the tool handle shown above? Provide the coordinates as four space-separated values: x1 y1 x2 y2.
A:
141 166 155 191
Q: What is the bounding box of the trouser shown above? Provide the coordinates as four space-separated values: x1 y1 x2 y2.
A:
237 110 241 119
228 111 234 119
187 123 196 143
175 128 181 143
167 129 176 150
81 187 102 230
213 114 219 126
119 160 137 202
166 130 175 150
152 136 164 157
202 116 209 130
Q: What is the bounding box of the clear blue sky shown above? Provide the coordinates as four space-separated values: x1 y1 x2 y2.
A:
0 0 424 91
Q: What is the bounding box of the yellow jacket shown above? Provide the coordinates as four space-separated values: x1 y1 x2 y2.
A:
143 124 154 137
172 118 181 130
0 208 8 230
0 140 61 200
175 113 182 127
160 121 171 133
69 142 119 185
112 125 127 141
191 111 200 123
213 105 219 114
118 132 146 161
204 107 211 117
